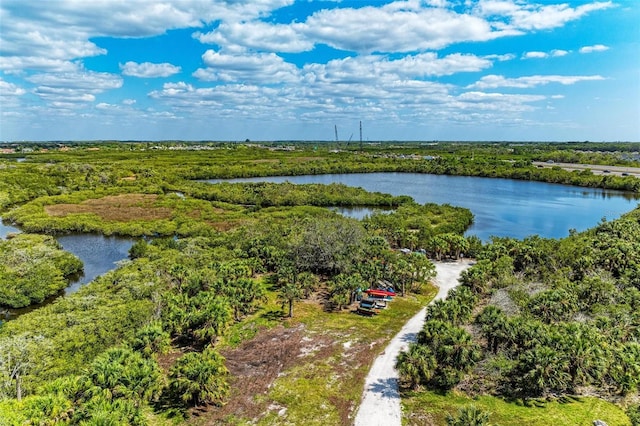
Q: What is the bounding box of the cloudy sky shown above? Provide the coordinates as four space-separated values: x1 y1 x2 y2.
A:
1 0 638 142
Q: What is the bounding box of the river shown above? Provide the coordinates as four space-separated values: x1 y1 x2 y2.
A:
206 173 640 241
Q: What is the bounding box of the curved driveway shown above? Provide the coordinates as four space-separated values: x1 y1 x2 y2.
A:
353 260 472 426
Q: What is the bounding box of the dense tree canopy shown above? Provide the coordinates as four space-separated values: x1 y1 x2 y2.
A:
0 234 82 308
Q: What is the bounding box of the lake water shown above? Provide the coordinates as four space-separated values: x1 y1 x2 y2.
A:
56 234 134 294
0 218 20 239
1 224 134 319
1 222 133 290
207 173 640 241
1 172 638 318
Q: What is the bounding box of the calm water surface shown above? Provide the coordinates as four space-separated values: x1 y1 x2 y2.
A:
1 224 134 319
1 222 133 291
0 218 20 239
208 173 640 241
56 234 134 294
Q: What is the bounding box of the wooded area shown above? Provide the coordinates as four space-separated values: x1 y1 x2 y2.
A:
0 141 638 424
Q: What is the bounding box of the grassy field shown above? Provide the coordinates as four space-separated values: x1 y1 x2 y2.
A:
192 285 437 425
402 390 632 426
170 280 633 426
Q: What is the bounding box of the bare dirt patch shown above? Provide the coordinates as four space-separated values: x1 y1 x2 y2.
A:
200 324 308 424
44 194 173 222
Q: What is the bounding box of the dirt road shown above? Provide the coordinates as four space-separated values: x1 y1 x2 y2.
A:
353 260 472 426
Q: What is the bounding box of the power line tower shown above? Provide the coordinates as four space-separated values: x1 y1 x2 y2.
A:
359 121 363 150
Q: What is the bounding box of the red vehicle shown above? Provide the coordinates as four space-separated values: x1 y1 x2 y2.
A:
365 288 395 299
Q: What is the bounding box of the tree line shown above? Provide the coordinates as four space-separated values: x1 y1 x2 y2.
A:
397 207 640 423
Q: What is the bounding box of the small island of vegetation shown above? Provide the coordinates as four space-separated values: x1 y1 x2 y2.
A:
0 140 638 425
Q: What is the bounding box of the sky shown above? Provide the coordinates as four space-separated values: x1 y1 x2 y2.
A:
0 0 638 142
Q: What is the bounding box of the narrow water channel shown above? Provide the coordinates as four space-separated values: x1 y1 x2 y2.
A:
1 218 135 320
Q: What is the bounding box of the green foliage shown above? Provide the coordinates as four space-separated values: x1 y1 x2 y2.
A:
187 181 406 208
162 291 232 345
74 395 146 425
289 215 366 276
409 316 481 390
446 404 491 426
363 203 474 250
0 333 48 401
84 347 162 404
329 273 365 310
628 404 640 426
526 288 578 323
130 323 171 357
0 392 74 425
0 234 82 308
402 391 632 426
0 258 162 390
2 142 639 422
167 346 229 407
396 343 437 389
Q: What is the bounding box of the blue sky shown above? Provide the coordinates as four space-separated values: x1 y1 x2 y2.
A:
0 0 638 142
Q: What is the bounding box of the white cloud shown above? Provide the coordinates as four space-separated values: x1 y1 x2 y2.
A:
523 51 548 59
484 53 516 61
0 0 294 73
26 68 123 104
195 21 312 53
0 57 81 73
469 74 606 89
299 3 519 53
523 49 571 59
27 70 123 91
120 61 182 78
480 1 615 31
194 50 300 83
33 87 96 104
458 91 545 104
0 78 26 96
149 81 287 120
579 44 609 53
303 52 493 85
0 0 628 141
0 78 27 109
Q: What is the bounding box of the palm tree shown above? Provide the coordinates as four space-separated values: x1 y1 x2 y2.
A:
446 405 491 426
556 323 606 387
514 345 571 396
168 347 229 407
278 281 302 318
396 343 437 389
437 326 482 373
475 305 508 354
86 347 161 404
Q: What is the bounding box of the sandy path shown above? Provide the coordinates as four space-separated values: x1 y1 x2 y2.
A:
353 260 472 426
